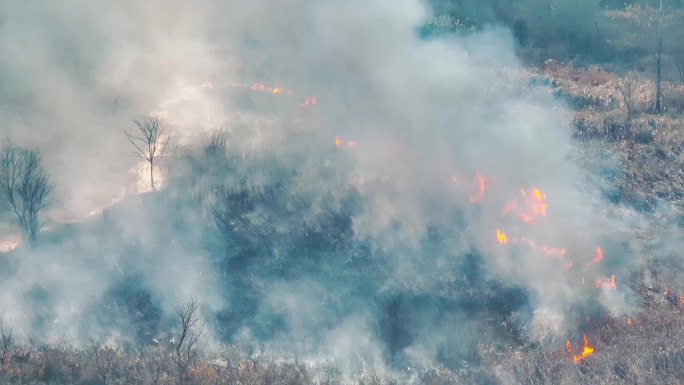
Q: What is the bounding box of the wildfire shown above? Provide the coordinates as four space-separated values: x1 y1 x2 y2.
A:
571 335 595 364
469 170 486 203
594 274 616 289
587 247 604 266
539 246 567 256
496 229 509 245
501 199 517 214
335 136 356 149
299 96 317 107
518 187 548 224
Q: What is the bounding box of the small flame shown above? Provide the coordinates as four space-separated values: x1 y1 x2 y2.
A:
496 229 508 245
469 170 486 203
572 335 595 364
626 318 632 326
587 247 604 266
272 88 281 94
517 187 548 224
299 96 317 107
565 340 572 353
539 246 566 256
335 136 356 149
663 287 669 296
594 274 616 289
679 294 684 305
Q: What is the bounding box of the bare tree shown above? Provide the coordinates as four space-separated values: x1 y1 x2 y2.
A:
655 0 664 113
124 115 171 191
0 141 52 246
90 339 119 385
618 72 639 121
0 321 13 376
172 299 204 385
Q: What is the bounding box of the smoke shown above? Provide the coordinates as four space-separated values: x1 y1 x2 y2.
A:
0 0 646 372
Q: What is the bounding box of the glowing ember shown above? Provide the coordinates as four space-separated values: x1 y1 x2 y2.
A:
496 229 509 245
626 318 632 326
469 170 486 203
680 294 684 305
565 340 572 353
587 247 604 266
572 335 595 364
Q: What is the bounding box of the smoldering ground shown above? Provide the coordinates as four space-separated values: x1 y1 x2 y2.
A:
0 0 649 373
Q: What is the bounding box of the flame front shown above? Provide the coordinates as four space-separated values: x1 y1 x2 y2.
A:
587 247 604 266
572 335 595 364
469 170 486 203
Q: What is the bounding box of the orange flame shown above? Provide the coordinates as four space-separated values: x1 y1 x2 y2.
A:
469 170 486 203
679 294 684 305
565 340 572 353
626 318 632 326
335 136 356 149
496 229 508 245
517 187 547 224
572 335 595 364
587 247 604 266
594 274 616 289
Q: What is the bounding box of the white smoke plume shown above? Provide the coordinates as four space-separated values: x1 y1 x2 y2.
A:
0 0 644 370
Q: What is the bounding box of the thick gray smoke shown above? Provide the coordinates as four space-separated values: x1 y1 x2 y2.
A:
0 0 642 371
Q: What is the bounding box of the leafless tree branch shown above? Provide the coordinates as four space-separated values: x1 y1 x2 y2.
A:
0 141 52 246
172 299 204 385
124 115 172 191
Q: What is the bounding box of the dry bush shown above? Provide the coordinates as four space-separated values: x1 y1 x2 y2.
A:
581 67 615 86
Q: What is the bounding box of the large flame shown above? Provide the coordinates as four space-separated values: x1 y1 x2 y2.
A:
571 335 596 364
